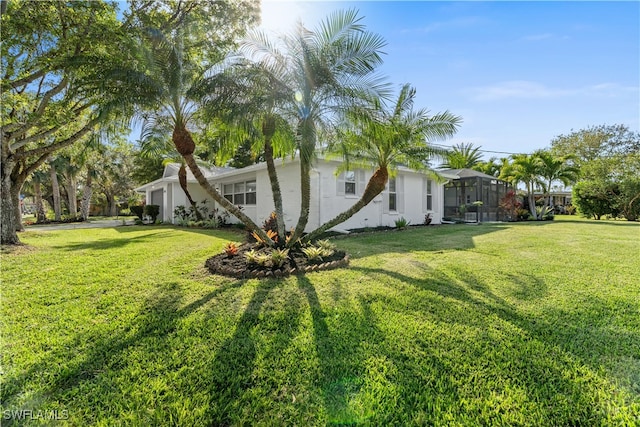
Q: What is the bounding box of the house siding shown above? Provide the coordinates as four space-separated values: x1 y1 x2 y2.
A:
139 158 444 230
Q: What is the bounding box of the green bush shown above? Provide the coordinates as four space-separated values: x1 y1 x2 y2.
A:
144 205 160 222
130 205 144 220
394 217 410 229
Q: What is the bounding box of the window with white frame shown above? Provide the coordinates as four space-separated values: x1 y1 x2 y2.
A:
384 175 404 214
388 178 397 211
223 180 256 205
426 179 433 211
337 170 364 196
344 171 356 195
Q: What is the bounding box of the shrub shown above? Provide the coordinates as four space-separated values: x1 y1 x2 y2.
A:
254 253 271 267
251 229 278 246
244 249 259 264
201 218 219 229
572 180 619 220
394 217 410 229
119 208 132 216
144 205 160 222
424 213 433 225
516 208 530 221
565 205 576 215
302 246 333 263
223 242 239 257
499 190 522 221
536 206 554 221
174 205 189 221
262 212 278 234
315 239 337 252
271 248 290 268
130 205 144 220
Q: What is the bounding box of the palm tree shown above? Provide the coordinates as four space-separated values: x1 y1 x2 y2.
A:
302 84 461 243
440 142 482 169
198 63 296 242
137 126 206 221
535 150 578 209
473 156 501 177
242 9 390 245
504 154 543 220
119 27 274 243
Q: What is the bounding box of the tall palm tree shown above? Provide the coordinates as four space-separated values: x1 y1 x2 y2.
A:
302 84 461 243
504 154 544 219
473 157 501 177
440 142 482 169
535 150 578 209
199 63 296 242
137 126 206 221
242 9 390 245
121 27 274 243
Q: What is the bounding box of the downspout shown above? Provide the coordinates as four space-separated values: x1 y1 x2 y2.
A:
312 167 322 228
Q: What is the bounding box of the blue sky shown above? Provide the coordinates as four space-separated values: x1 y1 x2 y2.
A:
261 1 640 159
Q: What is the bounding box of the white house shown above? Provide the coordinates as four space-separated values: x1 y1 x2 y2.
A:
135 157 451 231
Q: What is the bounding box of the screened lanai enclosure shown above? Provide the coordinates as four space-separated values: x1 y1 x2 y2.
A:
441 169 511 222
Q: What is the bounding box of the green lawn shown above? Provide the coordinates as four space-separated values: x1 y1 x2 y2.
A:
2 217 639 426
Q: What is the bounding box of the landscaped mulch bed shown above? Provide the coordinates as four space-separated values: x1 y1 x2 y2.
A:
205 243 349 279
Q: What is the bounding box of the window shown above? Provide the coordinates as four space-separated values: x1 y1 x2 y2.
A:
223 180 256 205
337 170 364 196
344 171 356 195
426 179 433 211
388 178 397 211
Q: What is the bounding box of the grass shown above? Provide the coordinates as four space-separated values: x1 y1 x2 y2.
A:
1 217 639 425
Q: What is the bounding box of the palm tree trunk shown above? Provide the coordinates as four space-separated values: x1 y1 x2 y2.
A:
263 118 286 241
290 119 315 244
182 153 274 245
172 123 274 245
302 167 389 244
80 172 92 221
290 157 311 245
178 163 203 220
49 162 61 221
528 182 537 220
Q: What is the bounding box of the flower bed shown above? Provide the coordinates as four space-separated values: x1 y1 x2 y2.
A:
205 243 349 279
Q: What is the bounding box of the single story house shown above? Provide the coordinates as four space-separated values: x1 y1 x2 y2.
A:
136 157 457 232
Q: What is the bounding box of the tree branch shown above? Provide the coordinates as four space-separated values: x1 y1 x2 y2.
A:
14 117 99 161
8 69 48 90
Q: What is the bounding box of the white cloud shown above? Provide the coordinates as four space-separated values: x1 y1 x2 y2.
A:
466 80 638 101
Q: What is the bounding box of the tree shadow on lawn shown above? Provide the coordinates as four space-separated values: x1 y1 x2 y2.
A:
0 278 246 424
343 264 639 421
340 223 508 261
50 230 176 251
201 278 304 424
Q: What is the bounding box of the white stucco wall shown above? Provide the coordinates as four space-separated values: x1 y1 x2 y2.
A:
143 158 444 229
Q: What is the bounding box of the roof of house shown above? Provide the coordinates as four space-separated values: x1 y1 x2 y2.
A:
136 157 449 192
438 168 502 180
162 163 234 180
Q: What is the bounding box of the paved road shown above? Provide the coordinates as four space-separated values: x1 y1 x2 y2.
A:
24 219 137 231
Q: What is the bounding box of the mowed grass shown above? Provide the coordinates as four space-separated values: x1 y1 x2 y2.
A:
1 217 639 426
